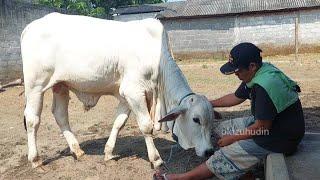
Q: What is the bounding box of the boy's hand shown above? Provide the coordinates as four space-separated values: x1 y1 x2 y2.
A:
217 135 238 147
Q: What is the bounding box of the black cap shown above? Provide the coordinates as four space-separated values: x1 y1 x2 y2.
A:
220 42 262 75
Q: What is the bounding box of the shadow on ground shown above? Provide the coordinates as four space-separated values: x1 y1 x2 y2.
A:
40 106 318 177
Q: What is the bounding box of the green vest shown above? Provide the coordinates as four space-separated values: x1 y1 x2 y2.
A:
246 62 299 113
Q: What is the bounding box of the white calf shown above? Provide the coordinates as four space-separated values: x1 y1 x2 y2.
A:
21 13 214 169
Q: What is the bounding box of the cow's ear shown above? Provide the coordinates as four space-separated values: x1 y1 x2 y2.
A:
213 110 222 119
159 106 187 122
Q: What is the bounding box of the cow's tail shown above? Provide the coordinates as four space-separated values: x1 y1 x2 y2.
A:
23 104 27 131
24 115 27 131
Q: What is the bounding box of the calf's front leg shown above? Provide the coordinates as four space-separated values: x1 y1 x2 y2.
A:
104 99 131 161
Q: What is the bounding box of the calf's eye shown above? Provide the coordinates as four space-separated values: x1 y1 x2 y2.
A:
193 118 201 125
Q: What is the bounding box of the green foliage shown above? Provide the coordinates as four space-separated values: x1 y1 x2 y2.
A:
36 0 166 18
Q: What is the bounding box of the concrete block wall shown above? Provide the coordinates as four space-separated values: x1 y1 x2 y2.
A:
298 9 320 52
113 12 158 22
235 11 297 56
0 0 64 83
163 17 236 58
2 1 320 82
161 8 320 59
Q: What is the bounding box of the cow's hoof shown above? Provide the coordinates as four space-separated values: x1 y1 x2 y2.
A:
31 158 43 168
74 149 85 160
104 154 119 162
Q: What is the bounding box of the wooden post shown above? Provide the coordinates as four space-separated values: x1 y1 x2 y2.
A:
295 12 300 61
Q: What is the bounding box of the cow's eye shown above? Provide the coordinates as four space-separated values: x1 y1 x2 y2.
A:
193 118 201 125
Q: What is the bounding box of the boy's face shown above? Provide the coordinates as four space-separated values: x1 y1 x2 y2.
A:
234 63 258 83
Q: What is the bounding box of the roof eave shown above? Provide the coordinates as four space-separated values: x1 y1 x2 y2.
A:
158 6 320 20
113 10 162 15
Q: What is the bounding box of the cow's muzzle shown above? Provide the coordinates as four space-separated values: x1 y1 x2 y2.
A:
204 149 215 157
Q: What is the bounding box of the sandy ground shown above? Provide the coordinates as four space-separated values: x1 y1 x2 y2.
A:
0 55 319 179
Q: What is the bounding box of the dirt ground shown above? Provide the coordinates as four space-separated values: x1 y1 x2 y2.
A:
0 54 319 180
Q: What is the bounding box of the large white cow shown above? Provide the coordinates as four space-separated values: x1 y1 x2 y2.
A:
21 13 214 169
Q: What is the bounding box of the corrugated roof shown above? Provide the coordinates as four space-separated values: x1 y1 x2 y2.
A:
156 1 187 18
111 1 184 15
111 4 164 15
175 0 320 18
112 0 320 18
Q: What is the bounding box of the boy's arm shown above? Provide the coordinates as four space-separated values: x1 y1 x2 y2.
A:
210 93 246 107
218 120 272 147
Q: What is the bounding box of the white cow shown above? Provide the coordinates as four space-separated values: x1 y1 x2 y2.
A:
21 13 214 169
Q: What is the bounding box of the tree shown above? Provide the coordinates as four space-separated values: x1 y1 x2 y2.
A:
36 0 166 18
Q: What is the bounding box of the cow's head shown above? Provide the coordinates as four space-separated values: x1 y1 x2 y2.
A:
159 94 214 157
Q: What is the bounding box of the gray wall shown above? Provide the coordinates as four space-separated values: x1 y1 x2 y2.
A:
0 0 64 83
164 9 320 59
2 2 320 83
115 8 320 59
113 12 158 22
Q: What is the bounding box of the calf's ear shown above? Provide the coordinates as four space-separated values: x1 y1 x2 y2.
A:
213 110 222 119
159 106 187 122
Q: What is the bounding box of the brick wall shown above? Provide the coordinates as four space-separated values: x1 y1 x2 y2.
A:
0 0 64 83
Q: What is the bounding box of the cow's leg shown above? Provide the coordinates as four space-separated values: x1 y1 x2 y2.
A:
135 106 163 169
24 86 44 168
153 94 162 131
154 94 169 132
161 122 169 132
121 86 163 169
51 83 84 159
104 99 131 161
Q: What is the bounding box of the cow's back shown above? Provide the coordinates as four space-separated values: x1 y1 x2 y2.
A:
21 13 165 93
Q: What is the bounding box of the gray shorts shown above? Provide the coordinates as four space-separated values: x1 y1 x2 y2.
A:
206 116 272 180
